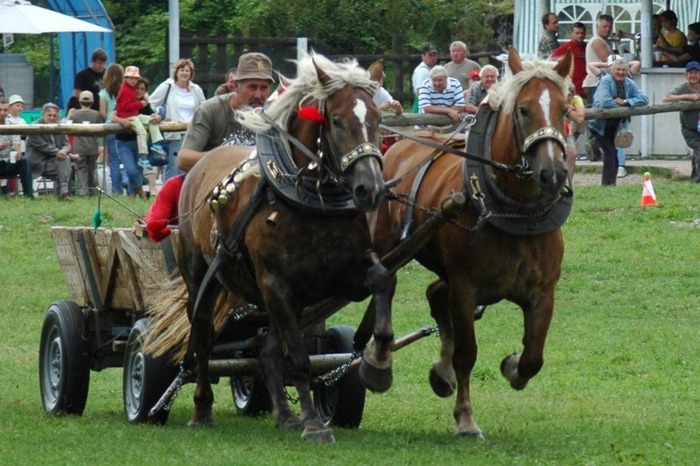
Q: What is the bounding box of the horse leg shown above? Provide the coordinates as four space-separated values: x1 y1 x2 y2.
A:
358 251 395 393
501 290 555 390
426 280 456 398
260 280 334 443
448 279 484 439
283 327 335 443
184 276 222 427
259 326 303 430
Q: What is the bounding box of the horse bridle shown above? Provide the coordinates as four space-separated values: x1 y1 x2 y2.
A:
258 101 383 182
380 107 568 188
511 109 568 176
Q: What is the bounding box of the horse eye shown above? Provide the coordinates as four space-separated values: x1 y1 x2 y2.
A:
331 116 342 128
518 106 530 118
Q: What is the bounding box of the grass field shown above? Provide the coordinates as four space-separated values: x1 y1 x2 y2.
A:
0 177 698 465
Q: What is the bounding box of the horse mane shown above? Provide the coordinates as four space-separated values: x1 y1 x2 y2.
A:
487 59 570 116
236 51 379 133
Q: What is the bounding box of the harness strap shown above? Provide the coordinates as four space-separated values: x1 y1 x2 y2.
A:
259 110 323 165
399 147 444 240
190 178 269 329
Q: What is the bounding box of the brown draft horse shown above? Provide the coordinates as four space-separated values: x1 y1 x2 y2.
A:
369 47 573 439
177 53 393 443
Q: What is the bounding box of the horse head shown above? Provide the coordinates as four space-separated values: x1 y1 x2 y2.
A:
284 54 385 212
491 46 572 200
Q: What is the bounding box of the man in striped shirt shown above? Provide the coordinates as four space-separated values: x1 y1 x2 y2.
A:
418 65 465 124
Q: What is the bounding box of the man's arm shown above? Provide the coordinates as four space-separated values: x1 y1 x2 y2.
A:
422 105 464 123
663 90 699 102
177 146 207 172
549 42 569 60
590 38 609 62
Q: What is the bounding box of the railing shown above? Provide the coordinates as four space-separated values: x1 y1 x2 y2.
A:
3 101 700 137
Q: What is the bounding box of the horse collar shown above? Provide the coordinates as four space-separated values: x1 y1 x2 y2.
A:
463 106 573 237
257 130 359 214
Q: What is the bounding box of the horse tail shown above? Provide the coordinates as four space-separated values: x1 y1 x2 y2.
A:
142 277 239 364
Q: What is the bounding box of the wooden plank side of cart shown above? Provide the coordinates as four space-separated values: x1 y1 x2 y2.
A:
51 227 179 312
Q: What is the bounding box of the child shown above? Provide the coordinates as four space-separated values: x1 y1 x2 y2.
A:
71 91 104 195
116 66 165 170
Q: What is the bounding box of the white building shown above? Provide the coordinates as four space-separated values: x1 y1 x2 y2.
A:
514 0 700 156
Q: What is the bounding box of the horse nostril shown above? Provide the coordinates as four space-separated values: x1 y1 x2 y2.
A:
354 184 370 203
354 184 382 211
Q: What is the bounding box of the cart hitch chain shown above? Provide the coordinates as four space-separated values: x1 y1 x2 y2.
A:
319 350 362 387
149 364 191 417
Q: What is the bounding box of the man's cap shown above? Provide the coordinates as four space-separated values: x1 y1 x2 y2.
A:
469 70 481 80
686 61 700 72
124 66 141 78
422 43 438 54
8 94 24 105
236 53 274 82
79 90 94 102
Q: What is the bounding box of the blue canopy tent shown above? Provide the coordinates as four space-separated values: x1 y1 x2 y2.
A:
46 0 115 107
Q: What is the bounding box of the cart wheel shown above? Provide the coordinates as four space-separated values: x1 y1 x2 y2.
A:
230 375 272 417
123 319 177 425
38 301 90 415
314 325 366 428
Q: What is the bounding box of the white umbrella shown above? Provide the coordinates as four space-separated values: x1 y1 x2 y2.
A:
0 0 112 34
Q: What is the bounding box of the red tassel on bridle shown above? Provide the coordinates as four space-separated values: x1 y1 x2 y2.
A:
296 106 326 125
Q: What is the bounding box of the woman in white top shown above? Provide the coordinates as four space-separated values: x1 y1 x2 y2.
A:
149 58 206 180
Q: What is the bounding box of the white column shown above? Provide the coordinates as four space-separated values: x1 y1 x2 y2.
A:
640 73 649 158
168 0 180 73
639 0 653 158
640 0 653 68
297 38 308 60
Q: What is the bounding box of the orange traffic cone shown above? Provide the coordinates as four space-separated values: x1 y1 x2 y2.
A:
640 172 658 207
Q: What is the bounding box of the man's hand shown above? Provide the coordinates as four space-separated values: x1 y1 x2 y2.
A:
447 109 461 123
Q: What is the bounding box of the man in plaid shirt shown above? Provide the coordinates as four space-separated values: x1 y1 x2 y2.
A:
538 12 560 58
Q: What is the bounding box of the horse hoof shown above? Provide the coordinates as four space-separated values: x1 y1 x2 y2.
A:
456 430 485 441
302 427 336 443
359 360 393 393
500 352 528 390
187 416 215 427
429 366 455 398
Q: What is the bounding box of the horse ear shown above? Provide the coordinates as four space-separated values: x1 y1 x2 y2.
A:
508 45 523 75
312 58 331 85
368 59 384 83
554 50 574 79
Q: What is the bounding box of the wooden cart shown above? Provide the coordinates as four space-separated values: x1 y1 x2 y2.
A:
39 227 379 427
39 195 462 426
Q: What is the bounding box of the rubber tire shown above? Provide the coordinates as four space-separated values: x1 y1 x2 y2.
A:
313 325 366 429
123 318 177 425
39 301 90 415
230 375 272 417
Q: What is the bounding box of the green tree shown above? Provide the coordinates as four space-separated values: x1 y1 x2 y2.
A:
4 0 514 106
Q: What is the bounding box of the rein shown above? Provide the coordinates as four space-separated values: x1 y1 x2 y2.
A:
379 121 524 187
259 110 324 167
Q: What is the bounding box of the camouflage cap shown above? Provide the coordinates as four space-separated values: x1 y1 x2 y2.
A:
236 53 274 82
